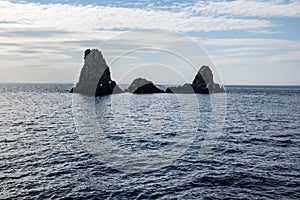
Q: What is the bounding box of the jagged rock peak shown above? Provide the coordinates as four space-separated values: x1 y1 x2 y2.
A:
192 65 214 86
70 49 123 96
125 77 165 94
166 65 225 94
192 65 224 93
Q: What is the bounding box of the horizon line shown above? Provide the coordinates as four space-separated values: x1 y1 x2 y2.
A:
0 82 299 87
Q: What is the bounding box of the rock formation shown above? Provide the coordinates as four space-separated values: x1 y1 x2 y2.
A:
166 65 225 94
70 49 224 95
125 78 165 94
70 49 123 96
165 83 195 94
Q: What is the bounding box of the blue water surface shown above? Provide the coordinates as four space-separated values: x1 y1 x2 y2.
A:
0 84 299 199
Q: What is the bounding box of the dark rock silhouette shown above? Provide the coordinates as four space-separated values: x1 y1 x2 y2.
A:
70 49 123 96
166 65 225 94
165 83 196 94
84 49 91 59
125 78 165 94
70 49 224 95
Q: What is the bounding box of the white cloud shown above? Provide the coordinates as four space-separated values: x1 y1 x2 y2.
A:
0 0 276 64
268 51 300 62
199 37 300 59
189 0 300 18
0 1 274 33
0 0 299 84
199 38 300 49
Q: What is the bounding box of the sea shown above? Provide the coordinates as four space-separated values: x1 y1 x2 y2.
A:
0 83 299 199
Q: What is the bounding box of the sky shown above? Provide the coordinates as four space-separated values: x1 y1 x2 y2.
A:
0 0 300 85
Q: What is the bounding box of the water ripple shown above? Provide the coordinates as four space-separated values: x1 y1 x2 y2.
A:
0 84 299 199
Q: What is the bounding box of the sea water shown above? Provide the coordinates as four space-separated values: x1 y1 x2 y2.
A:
0 84 299 199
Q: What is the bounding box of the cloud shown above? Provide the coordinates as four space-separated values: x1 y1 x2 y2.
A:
195 38 300 62
0 0 286 62
76 0 300 18
0 0 299 84
0 1 274 33
1 29 73 38
199 38 300 49
186 0 300 18
268 51 300 62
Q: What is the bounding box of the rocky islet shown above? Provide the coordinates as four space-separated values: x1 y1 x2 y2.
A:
71 49 225 95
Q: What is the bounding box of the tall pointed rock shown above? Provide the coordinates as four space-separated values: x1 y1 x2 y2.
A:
70 49 123 96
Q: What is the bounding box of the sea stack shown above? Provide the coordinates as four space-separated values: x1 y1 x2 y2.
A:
166 65 225 94
125 78 165 94
70 49 123 96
